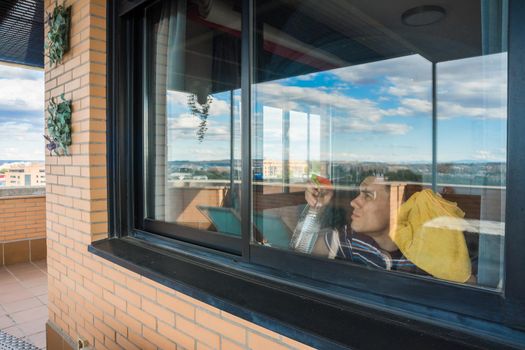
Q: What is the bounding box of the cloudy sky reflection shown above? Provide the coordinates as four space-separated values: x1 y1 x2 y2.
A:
166 52 506 163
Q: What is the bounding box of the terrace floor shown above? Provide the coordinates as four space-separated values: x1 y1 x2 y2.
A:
0 260 48 349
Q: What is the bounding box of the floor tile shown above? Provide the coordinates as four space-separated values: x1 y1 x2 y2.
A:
2 324 25 338
27 285 48 297
10 305 47 324
26 330 46 349
11 268 45 277
0 290 34 304
0 315 14 329
9 271 45 282
19 276 48 289
0 261 48 347
1 297 43 314
32 261 47 272
0 282 26 295
4 262 38 274
0 273 18 286
37 295 48 304
17 317 47 337
0 266 13 275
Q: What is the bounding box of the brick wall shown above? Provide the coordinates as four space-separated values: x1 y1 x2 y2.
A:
0 196 46 243
0 195 46 265
44 1 315 349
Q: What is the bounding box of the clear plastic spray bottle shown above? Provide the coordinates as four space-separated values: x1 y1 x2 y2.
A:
289 174 332 253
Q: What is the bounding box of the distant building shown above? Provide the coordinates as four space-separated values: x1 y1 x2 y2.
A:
4 163 45 187
262 159 327 180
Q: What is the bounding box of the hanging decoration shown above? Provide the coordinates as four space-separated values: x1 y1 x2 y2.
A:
45 93 72 156
187 94 213 142
45 1 71 66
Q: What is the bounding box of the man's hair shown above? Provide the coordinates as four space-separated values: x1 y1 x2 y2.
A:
361 176 391 196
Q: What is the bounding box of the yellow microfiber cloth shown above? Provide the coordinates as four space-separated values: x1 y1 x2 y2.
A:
391 189 471 283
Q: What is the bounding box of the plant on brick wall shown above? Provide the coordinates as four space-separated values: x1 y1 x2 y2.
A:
45 1 71 66
45 93 72 156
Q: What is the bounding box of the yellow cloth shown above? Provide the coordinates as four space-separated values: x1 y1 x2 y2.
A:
391 189 471 283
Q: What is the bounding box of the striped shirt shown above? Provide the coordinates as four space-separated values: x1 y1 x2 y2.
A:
333 225 427 275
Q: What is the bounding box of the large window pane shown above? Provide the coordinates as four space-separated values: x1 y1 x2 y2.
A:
252 0 507 288
143 0 242 236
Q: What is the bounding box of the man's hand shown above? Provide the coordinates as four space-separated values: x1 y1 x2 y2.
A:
305 181 333 209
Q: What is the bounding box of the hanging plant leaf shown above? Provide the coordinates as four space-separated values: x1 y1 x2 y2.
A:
187 94 213 142
45 1 71 66
46 93 72 156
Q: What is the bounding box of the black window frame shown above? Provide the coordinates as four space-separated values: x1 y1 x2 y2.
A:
135 0 244 255
97 0 525 349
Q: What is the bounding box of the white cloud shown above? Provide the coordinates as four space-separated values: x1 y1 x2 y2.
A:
0 65 42 80
256 82 395 122
0 77 44 113
329 52 507 121
167 90 188 106
332 118 411 135
471 149 506 161
167 90 233 117
254 82 414 136
437 102 505 120
331 151 429 163
169 113 200 129
209 98 231 116
434 53 507 120
0 122 43 160
0 65 44 160
384 76 430 100
168 113 231 142
187 147 229 159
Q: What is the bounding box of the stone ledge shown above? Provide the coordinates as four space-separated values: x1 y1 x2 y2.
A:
0 187 45 198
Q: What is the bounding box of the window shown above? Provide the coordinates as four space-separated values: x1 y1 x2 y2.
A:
139 0 243 253
106 0 525 347
251 0 507 289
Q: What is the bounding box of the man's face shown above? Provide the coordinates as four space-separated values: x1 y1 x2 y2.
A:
350 177 390 238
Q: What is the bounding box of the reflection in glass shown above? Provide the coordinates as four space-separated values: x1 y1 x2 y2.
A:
143 0 242 236
252 0 507 288
436 52 507 287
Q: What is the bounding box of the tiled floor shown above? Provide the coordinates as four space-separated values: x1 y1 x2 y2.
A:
0 260 47 349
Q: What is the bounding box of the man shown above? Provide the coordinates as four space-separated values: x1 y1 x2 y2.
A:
304 176 424 274
303 175 476 283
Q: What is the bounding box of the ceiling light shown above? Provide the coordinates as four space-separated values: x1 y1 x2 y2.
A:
402 5 446 27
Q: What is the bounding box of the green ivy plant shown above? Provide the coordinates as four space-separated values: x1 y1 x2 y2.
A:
46 94 72 156
45 1 71 66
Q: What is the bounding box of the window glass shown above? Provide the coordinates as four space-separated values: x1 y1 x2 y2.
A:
143 0 242 236
252 0 507 288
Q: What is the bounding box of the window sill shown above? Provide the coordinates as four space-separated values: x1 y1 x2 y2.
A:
89 237 524 350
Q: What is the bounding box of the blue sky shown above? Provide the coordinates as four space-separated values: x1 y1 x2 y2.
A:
167 53 507 163
0 64 44 161
0 51 506 165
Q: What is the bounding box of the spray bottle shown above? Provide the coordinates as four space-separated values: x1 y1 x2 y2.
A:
289 174 332 253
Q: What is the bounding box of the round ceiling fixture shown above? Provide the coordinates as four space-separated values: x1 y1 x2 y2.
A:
401 5 446 26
